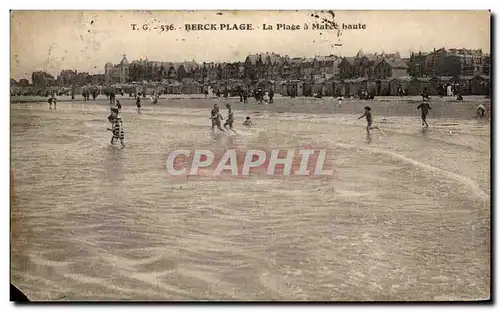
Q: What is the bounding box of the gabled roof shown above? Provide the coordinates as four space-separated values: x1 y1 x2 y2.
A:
385 58 408 69
384 52 401 59
364 53 381 62
268 54 281 65
173 62 184 72
262 53 280 66
164 62 175 70
373 58 385 66
247 54 259 65
343 57 355 66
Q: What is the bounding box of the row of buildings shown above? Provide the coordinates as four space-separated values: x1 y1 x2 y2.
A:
103 48 490 85
13 48 490 88
11 70 105 88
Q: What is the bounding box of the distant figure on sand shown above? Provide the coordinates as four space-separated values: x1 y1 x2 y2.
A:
243 116 252 127
151 94 159 105
136 96 142 113
476 104 486 118
358 106 381 134
337 96 343 107
210 104 224 133
48 96 57 109
243 89 248 104
110 91 116 105
417 99 432 128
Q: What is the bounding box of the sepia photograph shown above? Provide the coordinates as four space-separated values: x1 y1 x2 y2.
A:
10 9 491 301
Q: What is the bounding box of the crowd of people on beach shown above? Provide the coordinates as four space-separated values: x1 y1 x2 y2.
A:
44 87 489 148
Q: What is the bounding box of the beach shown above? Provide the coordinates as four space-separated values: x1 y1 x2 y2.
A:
10 97 490 301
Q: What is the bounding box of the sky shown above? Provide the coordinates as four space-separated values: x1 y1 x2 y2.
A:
10 10 491 81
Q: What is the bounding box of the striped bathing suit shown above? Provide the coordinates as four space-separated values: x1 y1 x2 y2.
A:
112 118 125 140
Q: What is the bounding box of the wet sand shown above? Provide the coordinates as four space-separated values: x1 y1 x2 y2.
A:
10 99 490 301
11 94 490 119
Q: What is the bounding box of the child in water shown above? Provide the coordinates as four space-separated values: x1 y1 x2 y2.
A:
476 104 486 118
417 99 432 128
243 116 252 127
337 96 343 107
210 104 225 132
48 96 57 109
357 106 381 134
223 103 237 134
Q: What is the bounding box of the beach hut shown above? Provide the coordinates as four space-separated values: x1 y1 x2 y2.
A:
311 79 326 96
456 76 474 95
324 80 334 96
166 81 182 94
410 77 437 95
373 79 390 96
438 76 460 85
350 78 368 96
333 80 343 96
286 80 303 97
341 79 351 96
303 81 312 96
256 79 273 91
275 81 286 95
389 76 412 96
470 75 489 95
366 81 377 95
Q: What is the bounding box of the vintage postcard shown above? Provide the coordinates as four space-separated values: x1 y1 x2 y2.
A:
10 10 490 301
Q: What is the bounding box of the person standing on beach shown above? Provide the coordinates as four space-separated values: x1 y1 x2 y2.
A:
243 89 248 104
268 88 274 104
136 95 142 113
110 90 116 105
417 99 431 128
